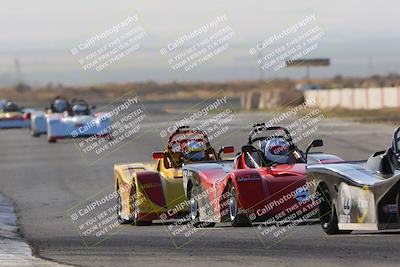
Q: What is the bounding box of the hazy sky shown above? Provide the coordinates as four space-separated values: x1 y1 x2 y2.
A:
0 0 399 85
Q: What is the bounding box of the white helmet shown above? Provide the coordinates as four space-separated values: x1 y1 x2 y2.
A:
72 103 88 115
0 99 6 110
263 137 290 164
53 99 68 113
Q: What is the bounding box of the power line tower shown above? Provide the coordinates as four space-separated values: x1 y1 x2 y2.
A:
14 58 23 85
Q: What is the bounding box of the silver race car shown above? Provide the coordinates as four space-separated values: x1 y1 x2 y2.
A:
30 96 71 137
307 128 400 234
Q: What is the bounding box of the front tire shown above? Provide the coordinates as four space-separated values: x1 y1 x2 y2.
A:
228 184 251 227
318 185 351 235
117 190 128 224
106 133 113 141
117 185 151 226
189 185 215 228
31 129 40 137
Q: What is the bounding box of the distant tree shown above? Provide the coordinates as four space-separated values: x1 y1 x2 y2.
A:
46 82 53 90
14 83 30 92
333 75 343 81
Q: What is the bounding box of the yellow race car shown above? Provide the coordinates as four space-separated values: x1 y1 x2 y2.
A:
114 126 234 225
0 100 32 129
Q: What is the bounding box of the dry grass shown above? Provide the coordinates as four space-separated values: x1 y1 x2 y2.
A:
320 108 400 124
0 80 298 105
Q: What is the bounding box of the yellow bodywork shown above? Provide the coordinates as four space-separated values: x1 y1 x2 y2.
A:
114 157 188 221
0 111 23 119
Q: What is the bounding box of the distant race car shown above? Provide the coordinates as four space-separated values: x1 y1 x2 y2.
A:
183 125 340 227
0 100 33 129
114 126 234 225
307 126 400 234
30 96 71 137
47 99 112 143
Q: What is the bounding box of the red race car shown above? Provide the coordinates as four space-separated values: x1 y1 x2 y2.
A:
183 124 341 227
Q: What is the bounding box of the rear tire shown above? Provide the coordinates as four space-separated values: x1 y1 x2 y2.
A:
318 185 351 235
48 138 56 143
228 184 251 227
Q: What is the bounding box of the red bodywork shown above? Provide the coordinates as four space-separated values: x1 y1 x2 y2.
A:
186 154 316 223
184 126 336 224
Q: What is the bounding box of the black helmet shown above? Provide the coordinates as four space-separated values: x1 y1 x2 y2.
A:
4 101 20 112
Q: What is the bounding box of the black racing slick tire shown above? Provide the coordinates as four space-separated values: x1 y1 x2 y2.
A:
116 190 128 224
228 184 251 227
189 185 215 228
318 185 351 235
117 185 151 226
31 130 40 137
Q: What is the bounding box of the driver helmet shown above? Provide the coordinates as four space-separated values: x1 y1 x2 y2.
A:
53 98 68 113
0 99 6 110
72 103 88 116
4 101 19 112
263 137 290 164
182 140 205 161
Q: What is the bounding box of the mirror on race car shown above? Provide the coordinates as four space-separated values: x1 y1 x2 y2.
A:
218 146 234 159
305 139 324 162
222 146 234 154
23 112 31 120
152 151 165 160
241 145 257 153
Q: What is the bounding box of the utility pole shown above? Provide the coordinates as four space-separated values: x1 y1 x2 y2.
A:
14 58 23 85
257 50 264 82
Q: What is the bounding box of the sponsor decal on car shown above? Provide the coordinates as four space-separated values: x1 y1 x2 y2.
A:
357 185 370 223
339 183 352 223
382 204 398 214
295 187 311 202
340 183 352 215
237 176 261 182
141 183 162 189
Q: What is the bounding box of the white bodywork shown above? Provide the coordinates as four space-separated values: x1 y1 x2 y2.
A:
47 112 112 141
0 117 31 129
31 111 53 135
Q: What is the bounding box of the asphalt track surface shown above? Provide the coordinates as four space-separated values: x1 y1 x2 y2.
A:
1 111 400 267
